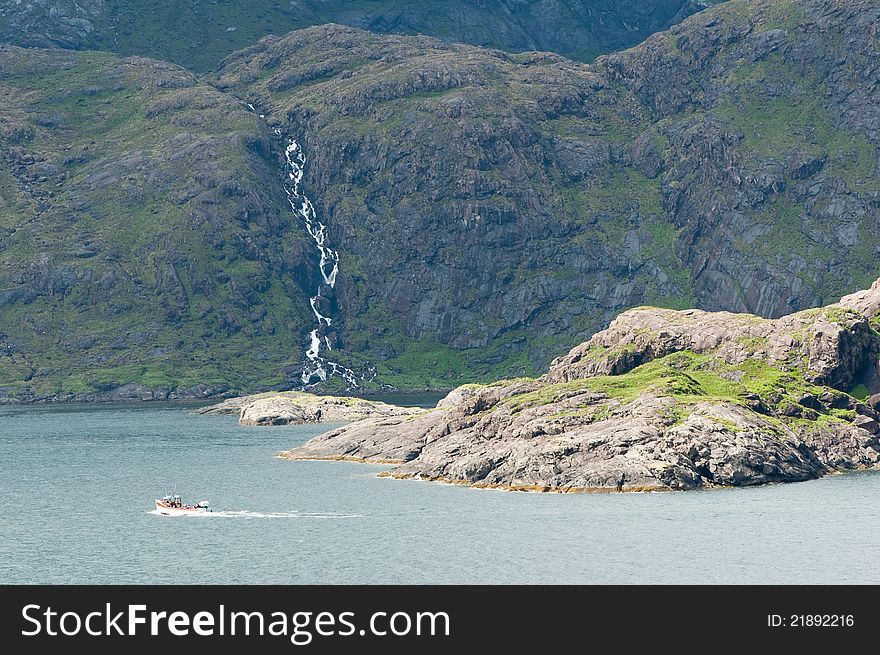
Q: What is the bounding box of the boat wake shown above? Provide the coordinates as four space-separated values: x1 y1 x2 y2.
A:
148 509 364 519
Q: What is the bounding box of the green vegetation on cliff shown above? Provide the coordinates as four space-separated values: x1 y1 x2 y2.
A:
505 350 851 429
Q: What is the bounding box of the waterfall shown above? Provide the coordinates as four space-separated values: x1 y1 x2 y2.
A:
278 131 363 388
243 102 372 389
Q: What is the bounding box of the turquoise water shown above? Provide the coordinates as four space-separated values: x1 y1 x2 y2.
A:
2 401 879 584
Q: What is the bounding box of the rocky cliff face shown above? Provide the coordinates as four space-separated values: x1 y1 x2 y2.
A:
0 1 716 71
216 26 664 385
283 279 880 491
602 0 880 317
216 0 880 389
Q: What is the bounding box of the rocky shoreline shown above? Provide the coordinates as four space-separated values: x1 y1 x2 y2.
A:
0 382 234 405
282 279 880 492
0 384 449 405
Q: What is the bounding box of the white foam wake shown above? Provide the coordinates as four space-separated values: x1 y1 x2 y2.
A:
148 509 364 519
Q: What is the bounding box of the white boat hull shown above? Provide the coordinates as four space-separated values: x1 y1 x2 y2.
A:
155 500 211 516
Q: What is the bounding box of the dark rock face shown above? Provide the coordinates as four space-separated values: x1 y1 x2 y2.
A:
600 0 880 317
216 1 880 386
218 27 663 376
296 1 717 63
282 279 880 492
0 0 105 50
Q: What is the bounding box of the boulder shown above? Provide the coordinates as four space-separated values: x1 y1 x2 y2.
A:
853 415 879 436
198 391 422 426
853 414 880 434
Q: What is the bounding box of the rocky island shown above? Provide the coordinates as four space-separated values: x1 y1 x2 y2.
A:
282 279 880 492
198 391 420 425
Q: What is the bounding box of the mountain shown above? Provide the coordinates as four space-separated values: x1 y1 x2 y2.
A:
0 46 317 400
1 0 879 400
215 0 880 388
283 278 880 491
0 1 719 72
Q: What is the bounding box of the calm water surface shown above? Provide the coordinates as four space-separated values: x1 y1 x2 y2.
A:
2 401 879 584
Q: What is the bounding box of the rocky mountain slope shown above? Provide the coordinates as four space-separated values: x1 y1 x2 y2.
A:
216 0 880 389
1 0 879 399
0 1 718 72
283 278 880 491
0 46 318 400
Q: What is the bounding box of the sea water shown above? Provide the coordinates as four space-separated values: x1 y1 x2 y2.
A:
1 401 879 584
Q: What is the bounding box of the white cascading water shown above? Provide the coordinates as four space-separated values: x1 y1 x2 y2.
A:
277 129 362 388
243 102 370 389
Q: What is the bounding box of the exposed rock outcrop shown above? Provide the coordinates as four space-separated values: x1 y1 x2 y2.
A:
282 279 880 492
546 277 880 391
198 391 420 426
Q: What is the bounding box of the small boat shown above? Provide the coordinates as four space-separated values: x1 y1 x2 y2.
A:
154 494 212 516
